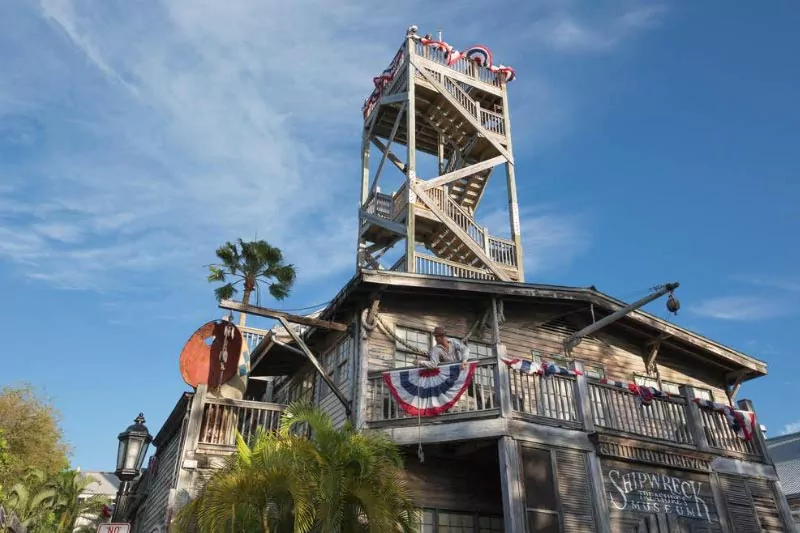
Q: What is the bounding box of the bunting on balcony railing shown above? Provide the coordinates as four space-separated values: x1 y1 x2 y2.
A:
501 358 582 378
600 378 670 407
415 36 517 81
382 362 478 417
693 398 756 441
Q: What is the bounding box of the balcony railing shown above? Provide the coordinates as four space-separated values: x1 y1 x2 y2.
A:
363 354 768 462
698 403 760 457
588 380 694 446
365 358 499 423
508 369 579 426
198 397 285 447
412 40 503 88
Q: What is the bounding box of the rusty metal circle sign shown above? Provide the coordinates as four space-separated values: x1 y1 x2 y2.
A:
179 320 243 388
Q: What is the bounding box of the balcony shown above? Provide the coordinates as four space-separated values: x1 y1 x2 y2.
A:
197 397 285 449
365 358 767 462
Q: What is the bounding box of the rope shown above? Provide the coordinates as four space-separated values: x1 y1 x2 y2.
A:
361 306 492 356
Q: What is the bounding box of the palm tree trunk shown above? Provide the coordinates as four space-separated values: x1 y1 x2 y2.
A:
239 287 251 328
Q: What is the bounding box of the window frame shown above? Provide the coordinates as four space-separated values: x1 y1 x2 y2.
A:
519 444 564 533
416 508 504 533
633 375 714 401
393 325 431 368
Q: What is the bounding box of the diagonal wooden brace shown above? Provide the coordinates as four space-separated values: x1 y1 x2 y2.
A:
277 316 352 416
410 182 510 281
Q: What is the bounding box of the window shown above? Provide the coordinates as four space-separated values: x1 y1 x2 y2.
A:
394 326 430 368
633 374 659 389
469 341 493 359
286 370 315 403
637 376 714 401
531 351 567 368
416 509 503 533
521 446 559 532
318 336 354 399
582 363 605 380
335 336 352 384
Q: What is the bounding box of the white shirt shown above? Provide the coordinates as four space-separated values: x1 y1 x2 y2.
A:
420 337 469 368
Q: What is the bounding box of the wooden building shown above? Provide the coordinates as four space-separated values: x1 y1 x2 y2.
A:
121 27 794 533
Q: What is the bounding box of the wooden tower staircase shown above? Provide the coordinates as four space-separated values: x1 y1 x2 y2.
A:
357 28 524 282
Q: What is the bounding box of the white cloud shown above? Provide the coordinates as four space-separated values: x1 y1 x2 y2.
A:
732 275 800 293
529 4 667 53
478 206 591 276
690 296 790 321
0 0 662 297
782 421 800 436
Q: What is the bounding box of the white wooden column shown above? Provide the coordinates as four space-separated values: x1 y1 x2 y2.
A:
498 436 526 533
499 83 524 281
404 38 417 273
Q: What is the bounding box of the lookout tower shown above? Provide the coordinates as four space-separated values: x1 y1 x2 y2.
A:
357 26 524 282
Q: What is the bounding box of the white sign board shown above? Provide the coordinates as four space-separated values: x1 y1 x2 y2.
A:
97 524 130 533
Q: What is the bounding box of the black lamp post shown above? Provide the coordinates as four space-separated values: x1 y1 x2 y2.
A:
112 413 153 522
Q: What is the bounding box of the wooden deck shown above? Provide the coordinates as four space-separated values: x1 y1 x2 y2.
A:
364 358 766 463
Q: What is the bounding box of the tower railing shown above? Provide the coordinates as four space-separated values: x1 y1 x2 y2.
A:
362 183 519 271
412 41 503 87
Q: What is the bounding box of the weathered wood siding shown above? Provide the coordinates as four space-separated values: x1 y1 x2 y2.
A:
365 294 494 372
133 432 182 533
363 294 727 401
501 301 728 401
401 449 503 515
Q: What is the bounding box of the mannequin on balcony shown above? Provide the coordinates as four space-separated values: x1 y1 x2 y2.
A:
414 326 470 370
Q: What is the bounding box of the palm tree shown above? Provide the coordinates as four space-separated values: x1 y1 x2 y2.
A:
207 239 297 327
49 470 112 533
3 469 58 532
174 402 418 533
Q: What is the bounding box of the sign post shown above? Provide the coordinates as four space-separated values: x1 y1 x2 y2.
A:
97 524 131 533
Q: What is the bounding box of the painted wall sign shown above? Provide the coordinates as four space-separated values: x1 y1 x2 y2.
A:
605 465 715 522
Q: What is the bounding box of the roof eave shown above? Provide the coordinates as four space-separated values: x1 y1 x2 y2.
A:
354 270 767 377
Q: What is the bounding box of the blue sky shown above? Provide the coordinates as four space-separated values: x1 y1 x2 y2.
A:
1 0 798 470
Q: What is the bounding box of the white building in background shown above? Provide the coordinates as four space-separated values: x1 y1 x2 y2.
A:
73 471 119 532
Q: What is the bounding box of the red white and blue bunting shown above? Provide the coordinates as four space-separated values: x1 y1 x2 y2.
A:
693 398 757 441
601 378 670 407
501 358 582 378
416 37 516 82
363 31 517 119
382 362 478 417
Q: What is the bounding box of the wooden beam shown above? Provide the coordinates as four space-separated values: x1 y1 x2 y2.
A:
418 155 506 191
370 137 407 174
726 371 745 403
644 338 662 374
410 57 514 164
498 437 526 533
368 101 407 201
359 210 407 237
380 92 408 106
412 55 503 97
276 316 351 416
218 300 348 332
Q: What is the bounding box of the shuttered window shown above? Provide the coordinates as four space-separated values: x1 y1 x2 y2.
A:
520 445 597 533
718 474 786 532
417 508 503 533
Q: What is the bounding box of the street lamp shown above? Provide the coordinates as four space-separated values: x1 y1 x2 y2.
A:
112 413 153 522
